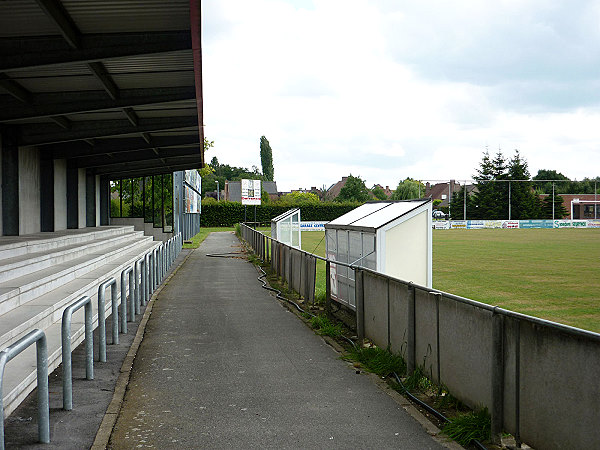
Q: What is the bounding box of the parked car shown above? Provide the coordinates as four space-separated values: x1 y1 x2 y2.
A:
432 210 447 220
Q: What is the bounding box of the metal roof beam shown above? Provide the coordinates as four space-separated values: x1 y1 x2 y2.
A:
0 31 192 72
47 134 200 158
76 147 200 168
0 86 196 121
93 159 201 177
122 108 139 126
87 62 119 99
20 116 198 146
0 73 32 103
34 0 81 48
49 115 71 129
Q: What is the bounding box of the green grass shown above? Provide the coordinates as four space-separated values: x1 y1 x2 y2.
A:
300 229 600 332
310 314 343 337
433 229 600 332
182 227 235 249
441 408 491 446
346 346 406 377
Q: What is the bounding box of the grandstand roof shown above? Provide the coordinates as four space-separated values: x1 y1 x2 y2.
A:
0 0 204 178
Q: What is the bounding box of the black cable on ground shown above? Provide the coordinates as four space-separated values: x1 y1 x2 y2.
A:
218 245 488 450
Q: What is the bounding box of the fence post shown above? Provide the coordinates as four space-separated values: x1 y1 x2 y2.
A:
407 283 416 375
355 268 364 344
325 260 331 318
491 310 505 444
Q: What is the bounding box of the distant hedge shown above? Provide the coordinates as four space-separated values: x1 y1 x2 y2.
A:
199 201 360 227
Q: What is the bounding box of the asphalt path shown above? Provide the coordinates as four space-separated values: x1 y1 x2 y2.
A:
108 232 447 449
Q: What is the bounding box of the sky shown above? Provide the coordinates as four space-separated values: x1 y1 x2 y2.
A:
202 0 600 192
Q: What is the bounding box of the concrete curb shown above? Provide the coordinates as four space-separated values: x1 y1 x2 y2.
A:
91 249 195 450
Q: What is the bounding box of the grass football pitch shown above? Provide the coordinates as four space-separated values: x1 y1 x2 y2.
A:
300 229 600 333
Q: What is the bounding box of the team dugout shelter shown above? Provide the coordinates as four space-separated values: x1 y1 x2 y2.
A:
0 0 205 237
325 199 432 308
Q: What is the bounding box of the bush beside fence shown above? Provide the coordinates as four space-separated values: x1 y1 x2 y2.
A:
200 202 360 227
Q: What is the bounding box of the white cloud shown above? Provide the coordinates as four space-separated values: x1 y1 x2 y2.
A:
203 0 600 191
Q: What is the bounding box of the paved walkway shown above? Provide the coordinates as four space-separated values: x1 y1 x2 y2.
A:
109 232 446 449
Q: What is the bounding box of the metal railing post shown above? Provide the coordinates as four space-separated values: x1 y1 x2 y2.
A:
135 257 145 314
97 277 117 361
120 266 133 333
62 295 93 410
0 329 49 448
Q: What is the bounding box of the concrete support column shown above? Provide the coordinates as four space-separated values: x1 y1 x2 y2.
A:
1 126 19 236
40 154 54 232
86 169 96 227
66 161 79 229
100 176 109 225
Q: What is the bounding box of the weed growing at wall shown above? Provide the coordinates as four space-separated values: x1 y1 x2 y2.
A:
441 408 491 446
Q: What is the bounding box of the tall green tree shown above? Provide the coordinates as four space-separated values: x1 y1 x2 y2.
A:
336 175 371 202
371 185 388 200
506 150 541 219
449 185 477 220
542 194 567 219
390 178 425 200
260 136 274 181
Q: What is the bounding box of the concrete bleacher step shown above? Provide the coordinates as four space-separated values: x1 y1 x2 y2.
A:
0 231 152 316
0 228 144 284
0 226 134 261
0 227 163 418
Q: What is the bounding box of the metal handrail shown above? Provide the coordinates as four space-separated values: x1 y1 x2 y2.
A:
135 256 146 313
0 329 49 448
120 266 134 334
97 277 118 360
61 295 93 411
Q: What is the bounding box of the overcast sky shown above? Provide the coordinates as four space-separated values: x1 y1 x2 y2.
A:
202 0 600 192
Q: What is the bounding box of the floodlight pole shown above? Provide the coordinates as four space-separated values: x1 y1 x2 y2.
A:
508 181 511 220
463 181 467 221
552 183 555 221
595 181 597 219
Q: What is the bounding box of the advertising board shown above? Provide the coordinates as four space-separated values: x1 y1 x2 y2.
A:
241 179 261 205
519 220 554 229
184 169 201 213
588 220 600 228
300 221 328 231
467 220 485 229
502 221 519 229
450 221 467 229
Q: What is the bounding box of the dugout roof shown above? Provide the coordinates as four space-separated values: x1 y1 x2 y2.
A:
0 0 204 178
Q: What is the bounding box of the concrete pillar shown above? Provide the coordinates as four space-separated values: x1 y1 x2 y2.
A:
78 168 86 228
66 161 79 229
100 176 109 225
1 126 19 236
95 175 100 226
54 159 67 230
86 169 96 227
40 154 54 232
18 147 41 235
